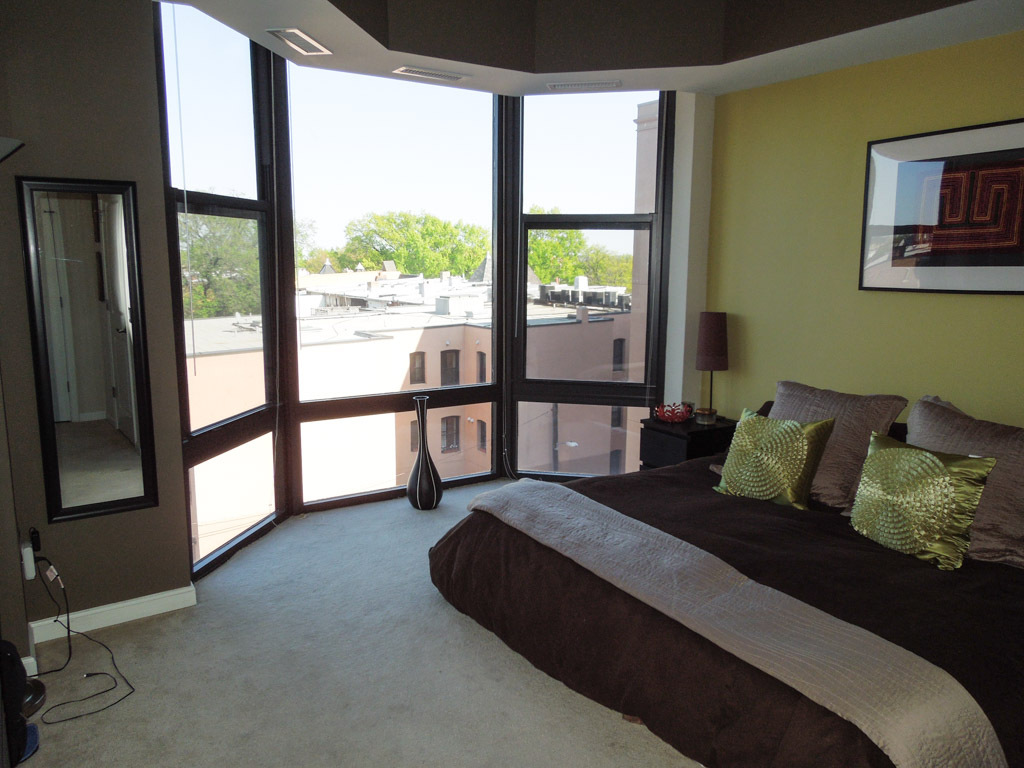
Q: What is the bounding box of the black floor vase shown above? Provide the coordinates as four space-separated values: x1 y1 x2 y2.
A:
407 395 442 509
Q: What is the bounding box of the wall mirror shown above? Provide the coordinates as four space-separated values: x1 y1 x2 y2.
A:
17 177 157 521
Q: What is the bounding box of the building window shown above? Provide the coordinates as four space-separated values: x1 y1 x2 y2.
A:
441 416 460 453
441 349 460 387
409 351 425 385
611 406 623 428
610 449 623 475
612 338 626 372
477 351 487 383
410 419 419 452
478 420 487 451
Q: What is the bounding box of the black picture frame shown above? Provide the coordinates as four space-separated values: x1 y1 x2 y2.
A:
859 117 1024 294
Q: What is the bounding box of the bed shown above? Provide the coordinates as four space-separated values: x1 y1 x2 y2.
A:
429 387 1024 768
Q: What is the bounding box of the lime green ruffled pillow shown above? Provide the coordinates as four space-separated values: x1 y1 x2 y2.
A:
715 409 835 510
849 433 997 570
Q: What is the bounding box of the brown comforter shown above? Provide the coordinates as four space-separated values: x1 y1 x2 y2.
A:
429 458 1024 768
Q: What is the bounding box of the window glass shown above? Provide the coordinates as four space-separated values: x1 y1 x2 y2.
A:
441 350 461 387
300 403 492 502
160 3 258 198
189 433 275 562
179 211 267 430
478 420 487 451
409 352 425 385
441 415 460 453
518 403 646 475
525 229 649 382
523 92 659 214
289 65 493 401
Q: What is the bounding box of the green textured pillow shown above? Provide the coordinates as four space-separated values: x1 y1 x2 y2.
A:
715 409 834 509
849 433 997 570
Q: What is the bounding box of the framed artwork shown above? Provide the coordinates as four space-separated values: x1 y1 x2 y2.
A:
859 117 1024 293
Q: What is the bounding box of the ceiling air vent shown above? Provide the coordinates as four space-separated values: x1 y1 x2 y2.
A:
547 80 622 92
393 66 467 83
267 28 332 56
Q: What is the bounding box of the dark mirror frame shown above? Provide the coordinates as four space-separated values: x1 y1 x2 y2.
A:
17 176 158 522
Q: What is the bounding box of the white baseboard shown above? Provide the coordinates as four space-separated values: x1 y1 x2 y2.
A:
29 584 196 645
22 656 38 676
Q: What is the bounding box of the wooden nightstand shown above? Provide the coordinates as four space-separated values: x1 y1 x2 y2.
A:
640 417 737 470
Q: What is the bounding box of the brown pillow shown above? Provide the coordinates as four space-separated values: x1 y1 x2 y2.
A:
768 381 907 511
907 399 1024 569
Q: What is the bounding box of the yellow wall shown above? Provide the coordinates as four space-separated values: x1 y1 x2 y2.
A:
708 31 1024 427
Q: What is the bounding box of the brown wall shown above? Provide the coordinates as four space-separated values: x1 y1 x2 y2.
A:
0 0 191 652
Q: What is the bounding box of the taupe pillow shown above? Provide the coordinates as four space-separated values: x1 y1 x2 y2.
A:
919 394 965 415
768 381 907 511
907 399 1024 569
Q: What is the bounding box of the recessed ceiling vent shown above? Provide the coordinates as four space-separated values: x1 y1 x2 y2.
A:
547 80 622 92
267 28 332 56
393 66 467 83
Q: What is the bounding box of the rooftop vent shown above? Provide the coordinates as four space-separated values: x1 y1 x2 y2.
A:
267 28 332 56
393 66 467 83
547 80 622 92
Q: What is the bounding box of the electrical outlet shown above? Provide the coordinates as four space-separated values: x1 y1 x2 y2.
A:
22 543 36 580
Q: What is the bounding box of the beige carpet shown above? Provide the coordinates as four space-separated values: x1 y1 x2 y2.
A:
27 481 698 767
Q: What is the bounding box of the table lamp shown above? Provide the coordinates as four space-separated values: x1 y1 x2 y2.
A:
695 311 728 424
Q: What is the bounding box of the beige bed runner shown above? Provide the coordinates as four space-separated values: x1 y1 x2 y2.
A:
470 479 1007 768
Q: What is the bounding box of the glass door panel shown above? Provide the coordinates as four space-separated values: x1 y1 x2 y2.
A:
288 64 493 402
178 210 268 430
517 403 646 475
189 432 275 563
300 402 493 502
525 228 649 383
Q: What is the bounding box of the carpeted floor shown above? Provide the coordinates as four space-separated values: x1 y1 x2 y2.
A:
26 481 698 767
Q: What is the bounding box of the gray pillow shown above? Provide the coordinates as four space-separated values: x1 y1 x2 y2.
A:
919 394 965 415
768 381 907 511
907 398 1024 569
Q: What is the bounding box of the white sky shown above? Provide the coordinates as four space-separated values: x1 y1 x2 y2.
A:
162 3 654 254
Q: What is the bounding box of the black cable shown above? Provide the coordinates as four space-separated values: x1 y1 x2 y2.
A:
40 625 135 724
32 556 72 675
27 555 136 723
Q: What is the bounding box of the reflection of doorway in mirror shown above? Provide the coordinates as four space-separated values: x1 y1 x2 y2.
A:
34 192 78 423
35 191 143 508
98 195 139 449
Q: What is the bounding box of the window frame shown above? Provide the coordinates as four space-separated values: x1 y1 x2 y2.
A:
440 349 461 387
502 92 676 479
612 337 626 372
441 415 460 453
157 12 674 572
409 351 426 385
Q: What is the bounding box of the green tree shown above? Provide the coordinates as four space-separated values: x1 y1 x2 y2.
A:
579 244 633 291
179 213 261 319
527 227 587 284
340 211 488 278
526 206 633 288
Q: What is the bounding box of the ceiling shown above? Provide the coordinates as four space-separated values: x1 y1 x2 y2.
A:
176 0 1024 95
